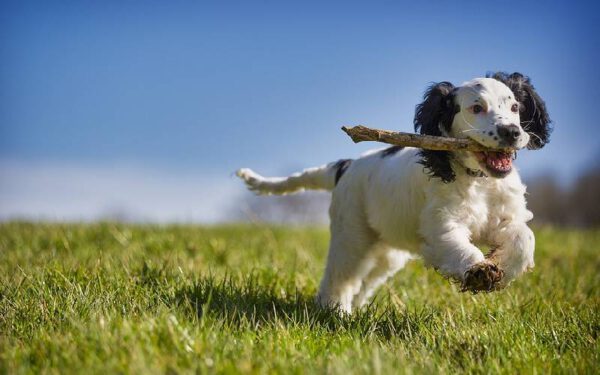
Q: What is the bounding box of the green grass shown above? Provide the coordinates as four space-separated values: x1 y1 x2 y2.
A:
0 223 598 374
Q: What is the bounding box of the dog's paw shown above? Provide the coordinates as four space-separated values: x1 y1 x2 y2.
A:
461 261 504 293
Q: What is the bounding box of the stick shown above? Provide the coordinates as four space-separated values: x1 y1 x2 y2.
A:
341 125 510 152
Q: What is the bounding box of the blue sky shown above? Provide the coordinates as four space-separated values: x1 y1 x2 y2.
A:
1 1 599 222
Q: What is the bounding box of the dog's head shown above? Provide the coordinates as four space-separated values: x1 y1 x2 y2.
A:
414 72 551 182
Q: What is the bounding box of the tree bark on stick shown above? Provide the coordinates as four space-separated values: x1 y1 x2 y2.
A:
341 125 510 152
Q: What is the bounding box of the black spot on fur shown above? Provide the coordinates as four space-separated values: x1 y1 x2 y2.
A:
380 146 404 158
414 82 459 183
488 72 552 149
334 159 352 185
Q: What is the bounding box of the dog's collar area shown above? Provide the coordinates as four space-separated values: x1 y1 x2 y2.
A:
465 168 487 178
451 157 487 178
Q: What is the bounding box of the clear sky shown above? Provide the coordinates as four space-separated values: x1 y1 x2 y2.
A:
1 1 599 222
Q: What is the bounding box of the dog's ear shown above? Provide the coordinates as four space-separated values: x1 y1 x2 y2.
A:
489 72 552 149
413 82 458 183
414 81 457 136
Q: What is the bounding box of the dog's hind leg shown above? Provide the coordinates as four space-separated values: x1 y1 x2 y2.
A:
352 248 415 309
316 225 378 314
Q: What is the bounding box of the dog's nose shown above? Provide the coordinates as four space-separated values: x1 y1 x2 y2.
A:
497 124 521 144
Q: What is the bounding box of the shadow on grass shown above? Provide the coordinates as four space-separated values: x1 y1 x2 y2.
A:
170 275 436 340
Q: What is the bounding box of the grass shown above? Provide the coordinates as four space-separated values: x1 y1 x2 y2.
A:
0 222 598 374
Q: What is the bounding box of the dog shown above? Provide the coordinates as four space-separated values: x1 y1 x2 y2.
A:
237 72 551 313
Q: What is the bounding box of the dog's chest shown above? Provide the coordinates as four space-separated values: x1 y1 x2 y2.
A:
460 184 493 240
458 179 521 241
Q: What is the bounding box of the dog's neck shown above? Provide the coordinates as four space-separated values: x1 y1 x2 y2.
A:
464 166 487 178
450 154 487 179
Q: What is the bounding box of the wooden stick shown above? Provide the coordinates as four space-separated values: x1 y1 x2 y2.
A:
341 125 510 152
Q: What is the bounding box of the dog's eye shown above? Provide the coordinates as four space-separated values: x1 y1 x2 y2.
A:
511 103 519 113
472 104 484 114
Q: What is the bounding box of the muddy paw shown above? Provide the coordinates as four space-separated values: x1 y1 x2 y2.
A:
461 261 504 293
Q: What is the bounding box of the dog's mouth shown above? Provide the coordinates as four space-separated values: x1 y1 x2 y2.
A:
473 150 515 177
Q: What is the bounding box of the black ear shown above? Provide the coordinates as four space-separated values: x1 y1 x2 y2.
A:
414 81 457 136
413 82 458 183
489 72 552 149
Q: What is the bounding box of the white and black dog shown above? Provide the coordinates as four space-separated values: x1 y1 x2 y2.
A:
237 72 551 313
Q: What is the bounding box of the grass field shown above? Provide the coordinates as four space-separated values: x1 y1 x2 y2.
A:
0 223 598 374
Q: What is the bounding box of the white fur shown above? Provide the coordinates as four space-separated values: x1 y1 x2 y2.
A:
237 78 536 313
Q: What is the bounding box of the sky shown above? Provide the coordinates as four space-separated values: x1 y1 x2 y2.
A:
1 1 599 222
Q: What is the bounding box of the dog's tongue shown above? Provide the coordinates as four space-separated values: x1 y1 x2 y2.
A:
486 151 512 171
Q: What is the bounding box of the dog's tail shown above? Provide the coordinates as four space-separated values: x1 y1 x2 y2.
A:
236 159 352 195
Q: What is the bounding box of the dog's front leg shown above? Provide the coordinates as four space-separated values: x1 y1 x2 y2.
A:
419 213 503 292
487 221 535 287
